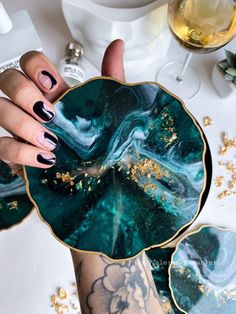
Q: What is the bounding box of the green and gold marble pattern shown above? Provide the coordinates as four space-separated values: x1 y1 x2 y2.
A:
170 226 236 314
25 78 206 259
0 161 32 230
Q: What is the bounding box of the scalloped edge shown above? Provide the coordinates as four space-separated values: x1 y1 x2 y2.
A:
168 224 236 314
23 76 207 261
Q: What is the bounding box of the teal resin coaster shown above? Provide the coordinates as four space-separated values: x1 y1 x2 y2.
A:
25 78 207 259
170 226 236 314
0 161 33 230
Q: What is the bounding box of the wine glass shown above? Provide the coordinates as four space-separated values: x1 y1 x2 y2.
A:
157 0 236 100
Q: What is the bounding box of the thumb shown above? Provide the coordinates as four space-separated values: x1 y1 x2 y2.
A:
101 39 125 82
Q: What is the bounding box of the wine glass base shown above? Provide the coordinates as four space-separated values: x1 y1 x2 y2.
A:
156 61 201 100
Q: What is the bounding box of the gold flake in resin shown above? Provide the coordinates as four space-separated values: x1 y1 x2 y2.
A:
41 178 48 184
198 286 236 305
76 181 83 191
169 133 177 143
161 194 166 203
161 113 178 147
130 159 162 182
56 172 75 183
129 158 164 193
8 201 18 210
198 283 209 294
118 165 123 172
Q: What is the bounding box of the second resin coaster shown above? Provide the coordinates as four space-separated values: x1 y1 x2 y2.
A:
170 226 236 314
0 161 33 230
25 78 207 259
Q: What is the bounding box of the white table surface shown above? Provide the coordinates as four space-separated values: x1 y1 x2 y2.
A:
1 1 236 313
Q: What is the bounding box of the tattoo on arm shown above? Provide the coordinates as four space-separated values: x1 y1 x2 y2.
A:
85 253 161 314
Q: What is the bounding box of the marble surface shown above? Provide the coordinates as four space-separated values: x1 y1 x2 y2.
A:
25 79 206 259
0 161 32 230
170 226 236 314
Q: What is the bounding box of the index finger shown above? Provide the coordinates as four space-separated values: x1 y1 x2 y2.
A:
20 51 69 102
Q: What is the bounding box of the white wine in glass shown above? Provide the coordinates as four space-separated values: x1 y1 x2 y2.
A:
157 0 236 99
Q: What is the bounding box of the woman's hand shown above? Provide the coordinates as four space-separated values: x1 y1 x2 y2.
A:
0 40 164 314
0 39 124 168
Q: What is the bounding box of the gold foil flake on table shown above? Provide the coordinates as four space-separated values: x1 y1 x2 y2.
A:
216 161 236 199
58 288 67 300
214 176 224 187
228 180 235 189
51 284 80 314
219 133 236 156
216 132 236 200
217 190 236 200
50 294 68 314
203 116 212 127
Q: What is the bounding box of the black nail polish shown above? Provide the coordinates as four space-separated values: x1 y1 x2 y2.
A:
44 132 58 147
37 154 56 165
41 70 57 89
33 101 54 121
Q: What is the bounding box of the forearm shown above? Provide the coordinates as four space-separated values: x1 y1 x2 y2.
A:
71 250 164 314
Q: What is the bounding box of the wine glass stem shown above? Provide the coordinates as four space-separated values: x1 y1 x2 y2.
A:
176 53 193 82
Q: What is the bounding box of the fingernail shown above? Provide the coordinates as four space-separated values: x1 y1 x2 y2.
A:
38 70 57 90
36 131 58 150
33 101 54 121
37 153 56 165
